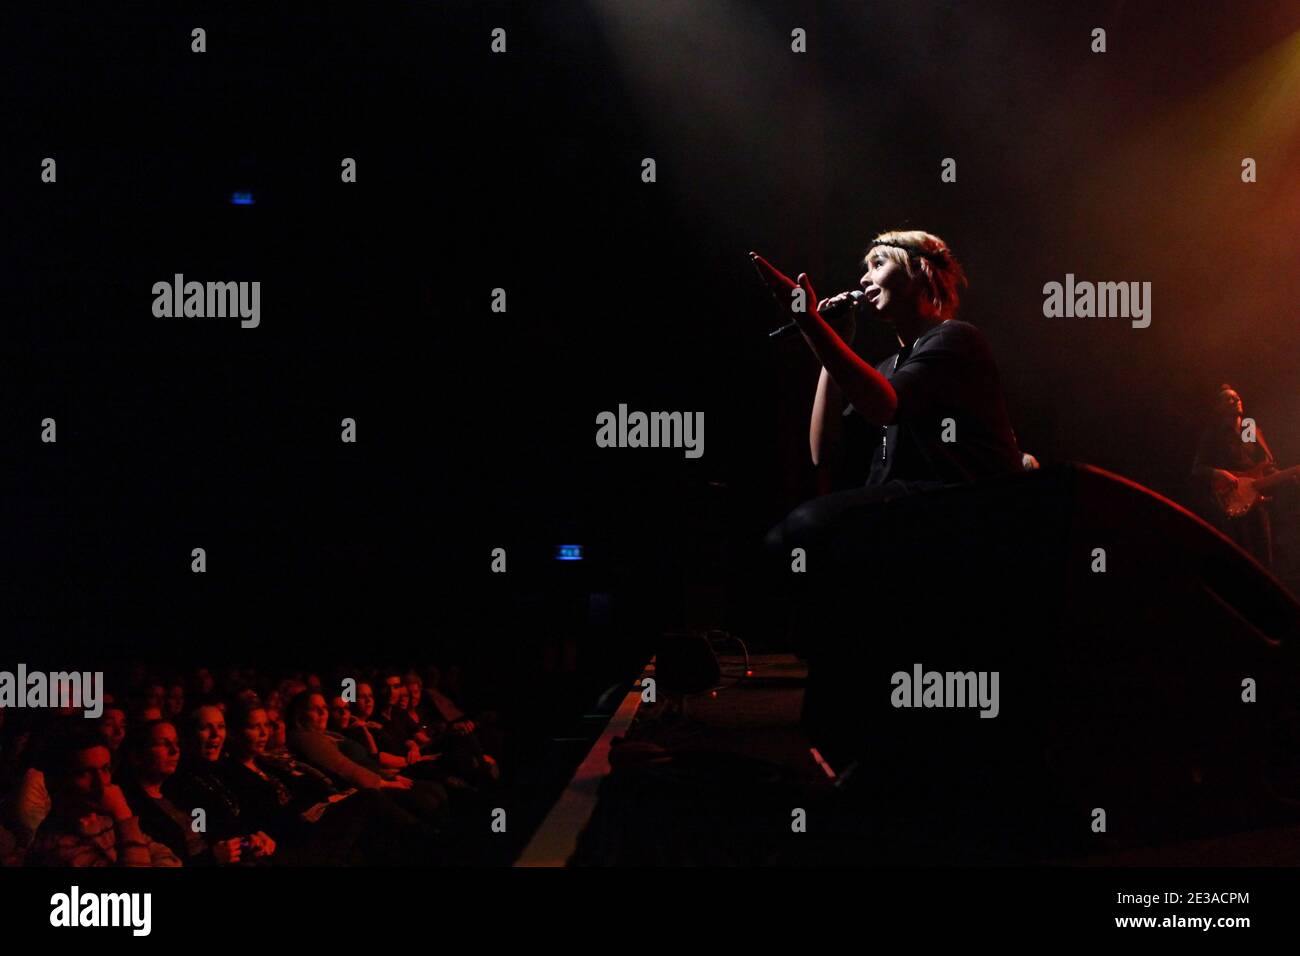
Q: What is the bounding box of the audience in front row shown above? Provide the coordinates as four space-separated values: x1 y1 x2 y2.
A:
26 729 180 867
0 659 504 866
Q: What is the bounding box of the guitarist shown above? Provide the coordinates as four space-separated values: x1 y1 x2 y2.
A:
1191 384 1280 566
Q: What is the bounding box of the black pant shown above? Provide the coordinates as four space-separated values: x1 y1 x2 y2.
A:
760 479 952 763
763 480 946 556
759 480 949 644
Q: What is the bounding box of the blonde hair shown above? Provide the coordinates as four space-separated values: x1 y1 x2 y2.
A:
865 230 969 319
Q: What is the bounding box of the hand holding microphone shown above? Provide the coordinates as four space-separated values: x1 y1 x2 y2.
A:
812 290 861 345
749 252 861 343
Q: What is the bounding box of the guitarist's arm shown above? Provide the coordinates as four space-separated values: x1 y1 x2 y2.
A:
1252 428 1300 492
1255 426 1277 471
1191 429 1238 494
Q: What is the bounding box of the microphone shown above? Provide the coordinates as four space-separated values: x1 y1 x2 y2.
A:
768 290 864 339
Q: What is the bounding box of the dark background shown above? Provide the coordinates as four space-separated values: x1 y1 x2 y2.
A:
3 1 1298 667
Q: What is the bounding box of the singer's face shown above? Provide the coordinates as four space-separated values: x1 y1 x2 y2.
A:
859 251 911 320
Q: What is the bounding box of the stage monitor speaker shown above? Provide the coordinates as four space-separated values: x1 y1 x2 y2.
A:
655 632 722 696
800 463 1300 861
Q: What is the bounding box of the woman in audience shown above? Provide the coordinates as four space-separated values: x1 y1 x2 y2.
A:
335 689 453 786
287 692 388 784
222 700 432 864
375 675 419 747
98 706 128 770
164 705 246 841
346 684 422 764
285 691 448 825
120 719 273 866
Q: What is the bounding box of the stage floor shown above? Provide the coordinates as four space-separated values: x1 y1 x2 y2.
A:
557 654 1300 866
628 654 824 775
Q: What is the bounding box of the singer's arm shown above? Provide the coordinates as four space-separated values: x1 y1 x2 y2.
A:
792 283 898 430
750 254 898 433
810 367 846 467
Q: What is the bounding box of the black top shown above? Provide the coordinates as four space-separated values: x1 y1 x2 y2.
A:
370 709 426 755
843 320 1022 486
216 754 344 839
1188 419 1275 518
347 720 403 758
1192 421 1273 479
122 780 212 865
219 760 307 835
164 760 245 841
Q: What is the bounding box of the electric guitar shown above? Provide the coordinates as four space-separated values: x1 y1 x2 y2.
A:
1213 463 1300 518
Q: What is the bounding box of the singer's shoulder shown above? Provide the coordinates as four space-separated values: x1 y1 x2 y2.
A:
927 319 992 353
933 319 982 341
